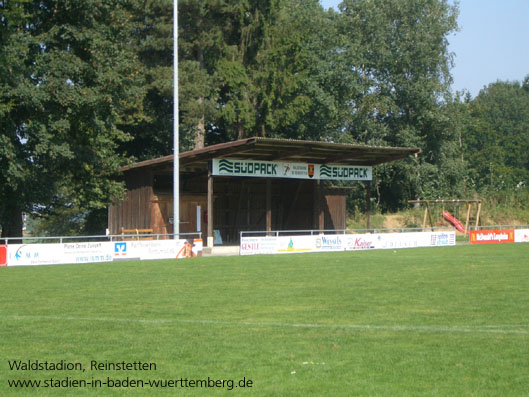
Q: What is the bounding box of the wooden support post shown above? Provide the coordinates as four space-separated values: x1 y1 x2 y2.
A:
475 201 482 228
207 163 214 248
464 201 472 235
266 179 272 234
318 183 324 230
427 202 434 230
365 181 371 231
314 181 319 229
422 201 429 230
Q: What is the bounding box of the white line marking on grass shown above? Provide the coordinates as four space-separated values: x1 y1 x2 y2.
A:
3 315 529 335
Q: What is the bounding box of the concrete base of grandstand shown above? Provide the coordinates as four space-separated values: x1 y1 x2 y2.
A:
203 245 240 257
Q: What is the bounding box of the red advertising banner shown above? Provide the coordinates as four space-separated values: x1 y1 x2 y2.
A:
470 230 515 244
0 245 7 266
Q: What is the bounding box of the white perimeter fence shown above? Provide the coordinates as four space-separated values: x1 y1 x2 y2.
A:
2 225 529 265
239 225 529 256
0 233 202 267
239 227 457 256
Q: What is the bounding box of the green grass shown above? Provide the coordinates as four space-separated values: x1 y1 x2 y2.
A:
2 244 529 395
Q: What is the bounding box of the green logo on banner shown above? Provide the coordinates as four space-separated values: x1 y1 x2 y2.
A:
218 159 234 173
320 165 332 178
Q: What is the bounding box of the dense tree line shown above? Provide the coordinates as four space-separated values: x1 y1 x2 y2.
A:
463 79 529 193
1 0 528 236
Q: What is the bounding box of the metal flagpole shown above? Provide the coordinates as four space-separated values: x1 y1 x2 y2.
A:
173 0 180 237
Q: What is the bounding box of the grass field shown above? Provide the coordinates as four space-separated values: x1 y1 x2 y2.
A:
2 244 529 395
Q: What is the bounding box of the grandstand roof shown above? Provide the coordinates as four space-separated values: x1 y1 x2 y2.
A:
121 137 421 173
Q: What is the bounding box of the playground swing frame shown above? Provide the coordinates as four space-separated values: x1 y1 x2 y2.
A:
407 199 482 235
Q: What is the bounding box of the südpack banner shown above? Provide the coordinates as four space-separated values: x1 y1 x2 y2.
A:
212 159 372 181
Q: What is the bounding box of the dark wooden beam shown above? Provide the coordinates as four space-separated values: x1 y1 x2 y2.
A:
207 162 214 248
314 180 324 230
321 150 370 164
285 180 304 227
263 147 313 161
266 179 272 234
365 181 371 231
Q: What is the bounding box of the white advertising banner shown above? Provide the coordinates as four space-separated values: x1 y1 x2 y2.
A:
240 232 455 256
63 242 114 264
213 159 372 181
514 229 529 243
113 239 203 260
240 236 314 256
7 243 72 266
5 239 202 267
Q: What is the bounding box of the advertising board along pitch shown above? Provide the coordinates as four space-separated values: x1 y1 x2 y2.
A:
212 159 372 181
3 239 203 267
469 230 514 244
240 231 456 256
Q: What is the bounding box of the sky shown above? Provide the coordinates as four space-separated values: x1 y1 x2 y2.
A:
319 0 529 97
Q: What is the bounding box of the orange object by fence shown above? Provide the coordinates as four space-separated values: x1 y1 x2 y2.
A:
0 245 6 266
470 230 515 244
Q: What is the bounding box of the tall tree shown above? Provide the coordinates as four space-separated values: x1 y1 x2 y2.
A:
179 0 340 144
123 0 361 150
336 0 459 208
245 0 336 140
178 0 227 149
0 0 32 237
464 79 529 192
120 0 184 158
0 0 142 237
